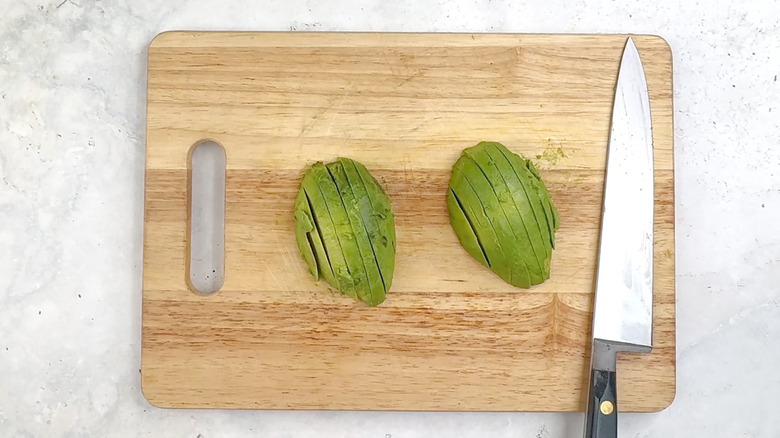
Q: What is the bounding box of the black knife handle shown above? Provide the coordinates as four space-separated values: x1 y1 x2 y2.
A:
585 368 617 438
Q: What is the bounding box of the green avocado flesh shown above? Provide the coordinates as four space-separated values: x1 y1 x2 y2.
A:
448 141 559 288
294 158 395 306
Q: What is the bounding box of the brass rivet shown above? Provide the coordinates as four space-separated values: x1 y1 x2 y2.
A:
600 400 615 415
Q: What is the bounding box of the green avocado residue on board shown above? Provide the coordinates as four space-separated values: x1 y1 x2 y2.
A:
535 139 568 167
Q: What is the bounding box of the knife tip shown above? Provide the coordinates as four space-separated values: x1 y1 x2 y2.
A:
625 36 637 52
620 36 644 72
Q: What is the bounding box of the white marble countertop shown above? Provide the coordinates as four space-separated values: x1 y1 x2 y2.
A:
2 1 779 436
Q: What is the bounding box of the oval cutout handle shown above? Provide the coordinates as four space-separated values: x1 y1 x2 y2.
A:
188 140 226 295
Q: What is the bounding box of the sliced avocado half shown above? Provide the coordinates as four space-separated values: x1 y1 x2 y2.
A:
447 141 559 288
294 158 396 306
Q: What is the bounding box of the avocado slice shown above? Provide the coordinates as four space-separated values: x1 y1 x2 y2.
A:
327 160 386 306
500 147 559 249
300 163 358 299
447 188 489 268
489 142 553 256
339 158 393 293
293 189 318 278
458 149 541 285
293 186 337 286
527 159 560 234
352 160 396 291
449 169 513 284
452 158 531 288
314 162 368 301
481 142 551 279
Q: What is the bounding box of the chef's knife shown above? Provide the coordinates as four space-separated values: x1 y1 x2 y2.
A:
584 37 654 438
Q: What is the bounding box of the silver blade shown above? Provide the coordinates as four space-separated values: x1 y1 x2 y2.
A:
592 38 654 351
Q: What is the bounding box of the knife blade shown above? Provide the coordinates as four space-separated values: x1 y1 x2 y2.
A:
584 37 655 438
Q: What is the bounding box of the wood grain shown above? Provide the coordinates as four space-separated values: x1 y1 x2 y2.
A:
142 32 675 412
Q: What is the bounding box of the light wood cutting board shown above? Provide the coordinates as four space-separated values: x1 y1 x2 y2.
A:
142 32 675 412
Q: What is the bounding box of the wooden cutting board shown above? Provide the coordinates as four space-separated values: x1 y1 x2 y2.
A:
142 32 675 412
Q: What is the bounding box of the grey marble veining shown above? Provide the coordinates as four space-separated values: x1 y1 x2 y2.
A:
1 1 779 436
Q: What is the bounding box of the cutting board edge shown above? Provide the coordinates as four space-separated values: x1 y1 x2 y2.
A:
147 30 674 65
141 31 677 413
